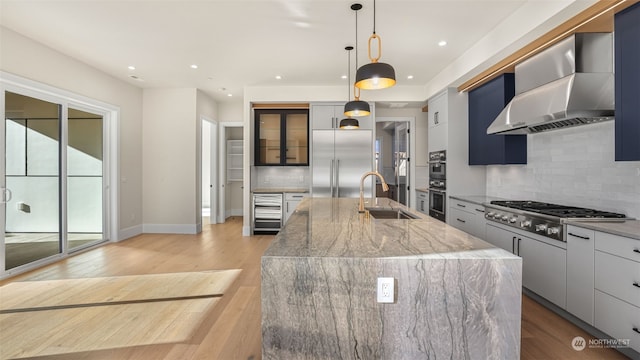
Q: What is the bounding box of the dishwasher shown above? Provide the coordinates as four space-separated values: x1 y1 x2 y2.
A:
252 193 283 234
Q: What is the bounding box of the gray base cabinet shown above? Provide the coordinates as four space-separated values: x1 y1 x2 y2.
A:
485 223 567 309
566 226 595 325
448 199 486 240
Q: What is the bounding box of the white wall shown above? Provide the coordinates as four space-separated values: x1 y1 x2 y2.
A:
0 26 143 240
486 121 640 218
142 88 198 233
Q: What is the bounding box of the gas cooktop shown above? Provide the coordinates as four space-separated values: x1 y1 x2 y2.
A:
489 200 627 219
484 200 629 242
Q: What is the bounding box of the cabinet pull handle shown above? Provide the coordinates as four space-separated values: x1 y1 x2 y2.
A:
633 327 640 335
457 218 466 223
457 204 466 208
517 237 521 256
633 282 640 289
475 208 485 213
568 232 590 240
512 237 517 254
634 249 640 254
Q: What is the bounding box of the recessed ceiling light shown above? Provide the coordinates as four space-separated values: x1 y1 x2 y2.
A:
438 40 447 47
227 93 233 97
191 64 198 69
407 75 414 80
341 75 347 79
128 65 136 70
275 75 282 80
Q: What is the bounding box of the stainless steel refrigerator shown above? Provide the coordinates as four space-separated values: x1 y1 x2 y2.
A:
312 130 373 198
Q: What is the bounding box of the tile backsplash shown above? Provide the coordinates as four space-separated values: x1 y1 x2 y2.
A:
253 166 310 189
486 121 640 218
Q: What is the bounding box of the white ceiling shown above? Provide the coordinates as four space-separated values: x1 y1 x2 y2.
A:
0 0 594 104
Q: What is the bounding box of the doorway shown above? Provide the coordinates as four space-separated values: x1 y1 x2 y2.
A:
219 123 243 223
2 88 110 276
201 118 218 225
375 118 414 207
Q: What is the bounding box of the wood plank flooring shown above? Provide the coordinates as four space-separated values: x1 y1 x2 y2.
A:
0 216 630 359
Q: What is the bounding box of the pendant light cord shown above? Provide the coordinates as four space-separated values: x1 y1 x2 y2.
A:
373 0 376 35
355 8 359 68
347 50 351 101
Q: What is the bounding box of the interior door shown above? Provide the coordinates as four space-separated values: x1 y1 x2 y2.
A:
395 122 410 206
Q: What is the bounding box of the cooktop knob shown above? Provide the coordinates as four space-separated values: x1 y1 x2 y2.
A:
521 220 532 228
509 217 517 223
501 215 509 221
535 224 548 232
487 212 495 218
547 227 560 235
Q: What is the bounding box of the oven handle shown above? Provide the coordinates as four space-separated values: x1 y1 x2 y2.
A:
428 188 445 193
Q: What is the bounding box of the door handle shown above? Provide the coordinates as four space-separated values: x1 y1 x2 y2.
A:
335 159 340 197
1 188 12 203
330 159 334 197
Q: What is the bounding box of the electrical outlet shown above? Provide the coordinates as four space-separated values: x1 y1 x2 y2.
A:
377 277 395 303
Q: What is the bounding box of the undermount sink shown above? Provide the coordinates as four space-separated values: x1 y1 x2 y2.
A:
366 209 419 220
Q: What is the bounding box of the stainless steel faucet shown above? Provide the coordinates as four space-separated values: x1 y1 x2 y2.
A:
359 171 389 213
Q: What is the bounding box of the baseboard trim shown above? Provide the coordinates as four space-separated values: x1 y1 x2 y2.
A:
142 224 199 234
118 224 143 241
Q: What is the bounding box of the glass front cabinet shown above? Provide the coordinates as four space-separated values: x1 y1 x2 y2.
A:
255 109 309 166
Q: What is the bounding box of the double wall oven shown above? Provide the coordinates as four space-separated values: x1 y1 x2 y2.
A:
428 150 446 222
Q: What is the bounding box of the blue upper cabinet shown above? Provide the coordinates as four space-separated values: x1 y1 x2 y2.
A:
615 3 640 161
468 73 526 165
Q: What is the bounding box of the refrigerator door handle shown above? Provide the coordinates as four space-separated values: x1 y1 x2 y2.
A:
330 159 334 197
336 159 340 197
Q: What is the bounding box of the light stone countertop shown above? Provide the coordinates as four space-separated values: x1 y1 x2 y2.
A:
415 187 429 193
263 197 518 259
449 194 506 206
565 219 640 240
252 188 309 193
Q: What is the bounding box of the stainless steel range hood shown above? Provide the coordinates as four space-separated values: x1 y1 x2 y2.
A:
487 33 614 135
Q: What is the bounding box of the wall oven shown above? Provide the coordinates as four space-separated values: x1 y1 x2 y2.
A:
428 183 446 222
428 150 447 222
428 150 446 180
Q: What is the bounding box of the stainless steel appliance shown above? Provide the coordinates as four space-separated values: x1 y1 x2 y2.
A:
428 150 447 222
428 150 446 179
484 200 628 241
253 193 283 234
312 130 373 198
487 33 614 135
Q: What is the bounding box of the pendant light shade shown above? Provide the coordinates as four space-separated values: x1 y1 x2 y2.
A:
343 3 370 118
344 99 370 117
339 117 360 129
355 0 396 90
355 61 396 90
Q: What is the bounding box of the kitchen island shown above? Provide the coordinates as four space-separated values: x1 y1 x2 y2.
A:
261 197 522 360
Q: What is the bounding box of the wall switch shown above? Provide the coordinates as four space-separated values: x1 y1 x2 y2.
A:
377 277 395 303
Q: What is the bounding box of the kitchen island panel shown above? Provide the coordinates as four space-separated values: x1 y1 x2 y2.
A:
262 255 521 360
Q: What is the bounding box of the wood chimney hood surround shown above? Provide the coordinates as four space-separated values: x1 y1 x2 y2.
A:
458 0 638 93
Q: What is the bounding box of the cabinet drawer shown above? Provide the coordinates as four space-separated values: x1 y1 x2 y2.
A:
416 191 428 200
595 231 640 263
595 290 640 353
285 193 307 201
451 199 485 215
449 207 473 234
595 251 640 307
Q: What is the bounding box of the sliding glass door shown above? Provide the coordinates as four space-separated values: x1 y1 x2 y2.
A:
2 90 106 273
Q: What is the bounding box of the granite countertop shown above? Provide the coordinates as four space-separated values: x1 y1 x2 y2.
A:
415 187 429 192
263 197 518 259
565 219 640 240
252 188 309 193
449 195 506 206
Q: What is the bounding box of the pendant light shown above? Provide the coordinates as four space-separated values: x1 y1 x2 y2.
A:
355 0 396 90
339 46 360 129
344 3 371 117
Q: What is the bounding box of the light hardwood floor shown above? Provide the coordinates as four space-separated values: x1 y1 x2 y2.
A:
0 217 629 359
